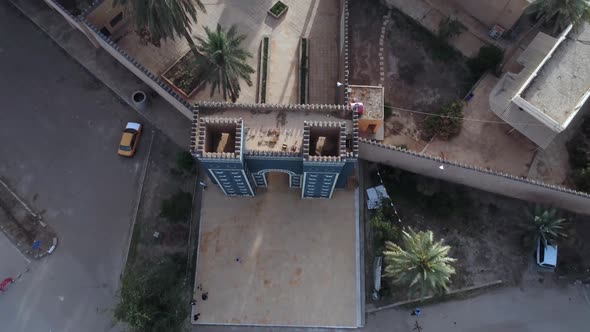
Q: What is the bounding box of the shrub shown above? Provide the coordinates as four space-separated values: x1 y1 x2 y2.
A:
567 117 590 192
430 38 458 62
384 104 394 118
270 1 288 16
371 201 402 255
260 37 269 103
467 45 504 78
299 38 309 104
572 167 590 192
423 100 464 140
438 17 465 41
114 257 188 332
160 191 193 222
567 134 590 168
176 151 196 175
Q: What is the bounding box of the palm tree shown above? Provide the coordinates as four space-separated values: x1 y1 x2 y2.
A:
383 228 456 297
527 0 590 33
527 206 567 243
114 0 205 53
195 24 255 102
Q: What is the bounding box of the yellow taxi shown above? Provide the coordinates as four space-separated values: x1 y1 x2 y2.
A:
117 122 142 157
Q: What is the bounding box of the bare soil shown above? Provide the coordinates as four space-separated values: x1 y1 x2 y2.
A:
366 163 590 305
350 0 473 150
127 131 196 269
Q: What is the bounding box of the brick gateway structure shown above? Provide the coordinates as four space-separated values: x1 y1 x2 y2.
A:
191 102 359 199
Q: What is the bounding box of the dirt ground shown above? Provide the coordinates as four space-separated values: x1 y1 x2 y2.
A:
366 163 590 304
127 131 195 269
350 0 472 151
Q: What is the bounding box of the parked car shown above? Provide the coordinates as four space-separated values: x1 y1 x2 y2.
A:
117 122 142 157
536 238 558 268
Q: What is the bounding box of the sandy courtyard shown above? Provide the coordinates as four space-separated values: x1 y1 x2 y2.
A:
193 173 360 327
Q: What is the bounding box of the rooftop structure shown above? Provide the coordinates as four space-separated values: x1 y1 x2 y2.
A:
198 105 353 155
521 25 590 128
191 102 358 199
490 23 590 148
350 85 384 141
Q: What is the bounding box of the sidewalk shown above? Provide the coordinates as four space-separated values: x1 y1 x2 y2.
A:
8 0 190 148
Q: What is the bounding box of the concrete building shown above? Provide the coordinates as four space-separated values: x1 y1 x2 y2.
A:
490 23 590 148
191 103 359 199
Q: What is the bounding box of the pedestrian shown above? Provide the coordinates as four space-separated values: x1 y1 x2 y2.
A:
202 292 208 301
190 299 196 306
199 181 207 189
194 313 200 321
411 308 421 316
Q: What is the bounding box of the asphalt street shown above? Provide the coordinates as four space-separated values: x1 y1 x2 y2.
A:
1 1 590 332
0 2 148 331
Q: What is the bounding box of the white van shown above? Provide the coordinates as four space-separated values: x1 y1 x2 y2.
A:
536 238 558 268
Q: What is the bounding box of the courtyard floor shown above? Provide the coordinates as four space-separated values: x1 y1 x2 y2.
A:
91 0 339 105
193 173 360 328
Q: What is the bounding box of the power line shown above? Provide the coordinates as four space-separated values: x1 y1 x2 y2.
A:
385 105 550 127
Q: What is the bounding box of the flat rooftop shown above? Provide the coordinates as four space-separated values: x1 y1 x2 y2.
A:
199 106 353 154
193 173 360 327
522 23 590 127
350 85 384 120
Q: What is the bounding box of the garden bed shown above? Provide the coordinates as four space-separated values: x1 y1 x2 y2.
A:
258 36 270 103
161 50 207 99
299 38 309 104
268 1 288 19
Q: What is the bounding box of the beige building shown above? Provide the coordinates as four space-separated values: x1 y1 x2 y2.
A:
447 0 532 30
490 23 590 148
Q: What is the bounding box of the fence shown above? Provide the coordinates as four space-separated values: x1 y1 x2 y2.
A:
360 139 590 214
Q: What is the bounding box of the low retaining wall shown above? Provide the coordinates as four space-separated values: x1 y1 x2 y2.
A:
360 139 590 214
367 280 503 313
0 178 57 259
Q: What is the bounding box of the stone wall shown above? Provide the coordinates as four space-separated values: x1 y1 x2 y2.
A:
359 139 590 214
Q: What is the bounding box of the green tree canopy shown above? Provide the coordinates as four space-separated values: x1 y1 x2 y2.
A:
527 0 590 33
114 0 205 51
383 228 456 296
196 24 255 102
527 206 567 243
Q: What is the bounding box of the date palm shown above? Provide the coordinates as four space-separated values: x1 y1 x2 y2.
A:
383 228 456 297
527 206 567 243
527 0 590 33
195 24 255 102
114 0 205 53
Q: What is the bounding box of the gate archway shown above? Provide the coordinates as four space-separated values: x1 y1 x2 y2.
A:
252 169 301 188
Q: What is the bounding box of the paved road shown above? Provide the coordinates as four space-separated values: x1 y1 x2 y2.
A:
0 3 149 331
0 231 30 283
2 1 590 332
189 281 590 332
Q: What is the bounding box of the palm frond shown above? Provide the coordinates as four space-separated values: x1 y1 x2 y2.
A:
383 228 456 296
526 0 590 33
195 24 254 102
